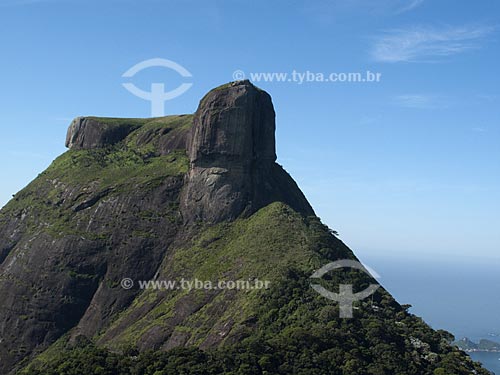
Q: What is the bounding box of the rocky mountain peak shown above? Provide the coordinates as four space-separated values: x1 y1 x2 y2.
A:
62 81 312 224
188 80 276 166
181 80 312 223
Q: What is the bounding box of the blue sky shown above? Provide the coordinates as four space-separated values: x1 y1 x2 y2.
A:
0 0 499 260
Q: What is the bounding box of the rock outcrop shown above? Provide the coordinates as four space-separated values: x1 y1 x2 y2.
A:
188 81 276 165
66 117 141 150
181 80 313 223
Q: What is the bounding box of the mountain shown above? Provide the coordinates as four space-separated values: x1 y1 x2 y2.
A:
455 338 500 352
479 339 500 351
455 338 479 351
0 81 490 374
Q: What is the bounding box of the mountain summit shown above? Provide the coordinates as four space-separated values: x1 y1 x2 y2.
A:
0 81 488 374
182 80 313 223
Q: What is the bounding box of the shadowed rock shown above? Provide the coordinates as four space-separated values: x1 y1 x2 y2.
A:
66 117 141 150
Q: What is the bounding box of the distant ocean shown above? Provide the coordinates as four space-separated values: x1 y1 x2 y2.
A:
469 352 500 374
357 251 500 374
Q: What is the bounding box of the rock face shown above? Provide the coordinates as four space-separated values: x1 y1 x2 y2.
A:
181 80 313 223
66 117 141 150
188 81 276 165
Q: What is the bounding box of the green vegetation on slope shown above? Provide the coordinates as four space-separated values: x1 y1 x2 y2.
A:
100 203 343 350
0 116 191 239
22 203 489 375
22 272 488 375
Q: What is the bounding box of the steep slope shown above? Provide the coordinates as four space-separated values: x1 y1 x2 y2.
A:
0 115 192 373
0 81 489 375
